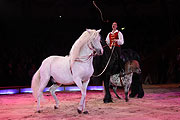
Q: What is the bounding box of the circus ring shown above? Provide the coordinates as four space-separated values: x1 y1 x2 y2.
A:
0 84 180 120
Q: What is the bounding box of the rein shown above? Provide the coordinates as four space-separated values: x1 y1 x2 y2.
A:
92 45 115 77
92 1 114 77
72 39 114 78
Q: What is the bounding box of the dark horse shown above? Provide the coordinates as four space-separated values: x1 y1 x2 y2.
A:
100 47 144 103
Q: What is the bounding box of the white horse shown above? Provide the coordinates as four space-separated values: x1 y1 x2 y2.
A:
31 29 103 114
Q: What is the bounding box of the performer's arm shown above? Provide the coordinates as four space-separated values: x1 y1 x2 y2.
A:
116 31 124 45
105 33 110 46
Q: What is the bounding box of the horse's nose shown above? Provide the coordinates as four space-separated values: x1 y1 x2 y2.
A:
100 49 103 55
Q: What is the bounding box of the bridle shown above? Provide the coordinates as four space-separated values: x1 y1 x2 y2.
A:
70 40 100 74
74 41 100 63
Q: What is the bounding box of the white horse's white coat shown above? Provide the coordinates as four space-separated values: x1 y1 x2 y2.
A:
31 29 103 113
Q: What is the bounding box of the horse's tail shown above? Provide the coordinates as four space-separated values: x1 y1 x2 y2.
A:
31 68 41 100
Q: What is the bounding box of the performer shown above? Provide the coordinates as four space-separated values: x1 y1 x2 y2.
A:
103 22 124 103
105 21 124 73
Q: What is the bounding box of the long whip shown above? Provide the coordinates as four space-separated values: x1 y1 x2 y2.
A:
93 1 108 23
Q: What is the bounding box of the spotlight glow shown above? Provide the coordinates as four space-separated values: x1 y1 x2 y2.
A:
20 88 32 93
0 86 104 94
65 86 80 91
0 89 19 95
87 86 104 90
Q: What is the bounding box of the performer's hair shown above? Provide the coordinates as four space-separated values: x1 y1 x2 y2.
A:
113 21 117 24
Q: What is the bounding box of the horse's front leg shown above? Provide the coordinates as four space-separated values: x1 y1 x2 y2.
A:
74 78 90 114
124 84 130 102
113 86 121 99
103 74 113 103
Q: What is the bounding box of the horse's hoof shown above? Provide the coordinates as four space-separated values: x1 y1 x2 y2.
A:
103 99 113 103
129 93 137 98
77 109 82 114
117 96 121 99
137 93 144 98
54 106 59 109
125 98 129 102
36 110 41 113
83 111 89 114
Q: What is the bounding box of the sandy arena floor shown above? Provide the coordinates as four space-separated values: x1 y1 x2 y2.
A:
0 84 180 120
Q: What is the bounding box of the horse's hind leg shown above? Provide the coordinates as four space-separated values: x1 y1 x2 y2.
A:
49 83 61 109
37 77 50 113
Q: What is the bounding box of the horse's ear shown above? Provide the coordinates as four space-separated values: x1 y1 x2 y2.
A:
86 29 91 33
97 29 101 33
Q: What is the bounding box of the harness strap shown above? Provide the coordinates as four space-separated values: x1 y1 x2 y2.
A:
69 41 96 75
119 75 124 87
119 70 133 77
70 60 73 75
74 54 94 62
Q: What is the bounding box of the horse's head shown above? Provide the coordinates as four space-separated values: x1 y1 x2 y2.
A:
125 60 141 74
86 29 103 56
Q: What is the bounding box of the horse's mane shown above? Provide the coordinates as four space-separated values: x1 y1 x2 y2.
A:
69 29 98 67
120 49 140 63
